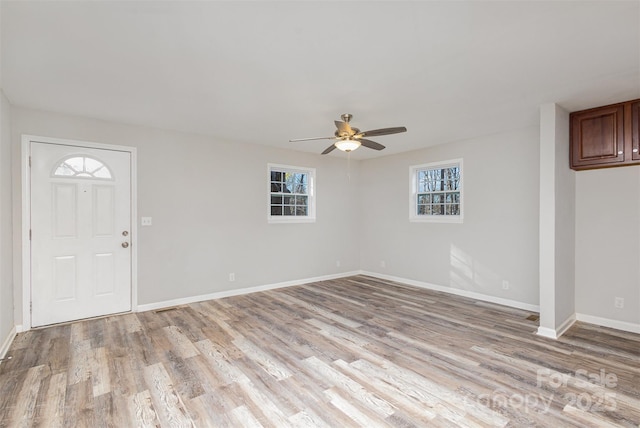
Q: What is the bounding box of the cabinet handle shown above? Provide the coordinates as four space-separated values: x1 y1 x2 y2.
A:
634 149 638 153
618 151 623 155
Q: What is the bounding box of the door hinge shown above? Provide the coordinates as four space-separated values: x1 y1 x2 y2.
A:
29 229 32 240
28 156 31 167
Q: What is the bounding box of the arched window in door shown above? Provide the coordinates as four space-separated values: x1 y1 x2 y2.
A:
52 156 113 180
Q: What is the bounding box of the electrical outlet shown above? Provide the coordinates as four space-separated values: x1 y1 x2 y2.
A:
229 273 235 282
614 297 624 309
380 260 386 268
502 280 509 290
141 217 152 226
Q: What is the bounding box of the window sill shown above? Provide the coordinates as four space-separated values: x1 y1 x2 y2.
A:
268 216 316 224
409 215 463 224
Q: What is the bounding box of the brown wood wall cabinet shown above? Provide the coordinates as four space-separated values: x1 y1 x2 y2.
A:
570 98 640 170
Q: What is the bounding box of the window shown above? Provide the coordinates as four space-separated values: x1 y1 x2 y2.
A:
53 156 113 180
410 159 463 223
268 164 315 223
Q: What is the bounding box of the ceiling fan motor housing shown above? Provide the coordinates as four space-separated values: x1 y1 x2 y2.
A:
335 127 360 138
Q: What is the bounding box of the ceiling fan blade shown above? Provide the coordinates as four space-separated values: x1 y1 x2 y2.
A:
334 120 353 136
359 126 407 137
289 136 337 142
321 144 337 155
359 139 385 151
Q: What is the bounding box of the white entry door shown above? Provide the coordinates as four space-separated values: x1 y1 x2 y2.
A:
31 141 132 327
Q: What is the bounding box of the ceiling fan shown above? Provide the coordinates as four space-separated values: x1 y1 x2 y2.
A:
290 113 407 155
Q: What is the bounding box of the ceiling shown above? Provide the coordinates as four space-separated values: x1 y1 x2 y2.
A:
2 1 639 159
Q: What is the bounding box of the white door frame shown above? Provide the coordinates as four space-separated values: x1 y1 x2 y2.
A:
21 135 138 331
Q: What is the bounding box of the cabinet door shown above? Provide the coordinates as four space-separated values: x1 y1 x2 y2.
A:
632 101 640 161
570 105 624 169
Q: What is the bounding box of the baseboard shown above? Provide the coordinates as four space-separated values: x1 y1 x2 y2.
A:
136 271 361 312
360 271 540 312
555 313 577 337
576 313 640 334
537 313 577 339
0 325 17 362
536 326 558 339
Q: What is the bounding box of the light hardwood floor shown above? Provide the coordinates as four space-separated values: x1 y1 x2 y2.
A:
1 275 639 427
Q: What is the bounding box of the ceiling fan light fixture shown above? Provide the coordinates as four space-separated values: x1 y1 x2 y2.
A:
335 138 361 152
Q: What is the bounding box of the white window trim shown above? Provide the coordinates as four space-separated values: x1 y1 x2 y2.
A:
52 155 114 180
409 158 463 223
267 163 316 224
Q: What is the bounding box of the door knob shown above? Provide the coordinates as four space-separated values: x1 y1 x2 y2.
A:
122 231 129 236
122 242 129 248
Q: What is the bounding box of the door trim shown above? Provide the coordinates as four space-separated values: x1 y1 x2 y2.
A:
21 135 138 331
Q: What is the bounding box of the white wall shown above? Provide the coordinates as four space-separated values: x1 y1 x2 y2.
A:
0 92 14 349
359 127 540 307
11 107 361 324
1 0 17 354
575 167 640 329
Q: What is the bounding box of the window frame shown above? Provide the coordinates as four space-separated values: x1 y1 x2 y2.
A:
52 155 114 180
267 163 316 224
409 158 463 223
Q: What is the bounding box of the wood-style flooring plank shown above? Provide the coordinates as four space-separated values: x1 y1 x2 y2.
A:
34 371 66 428
143 362 192 428
9 365 46 427
128 389 159 427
